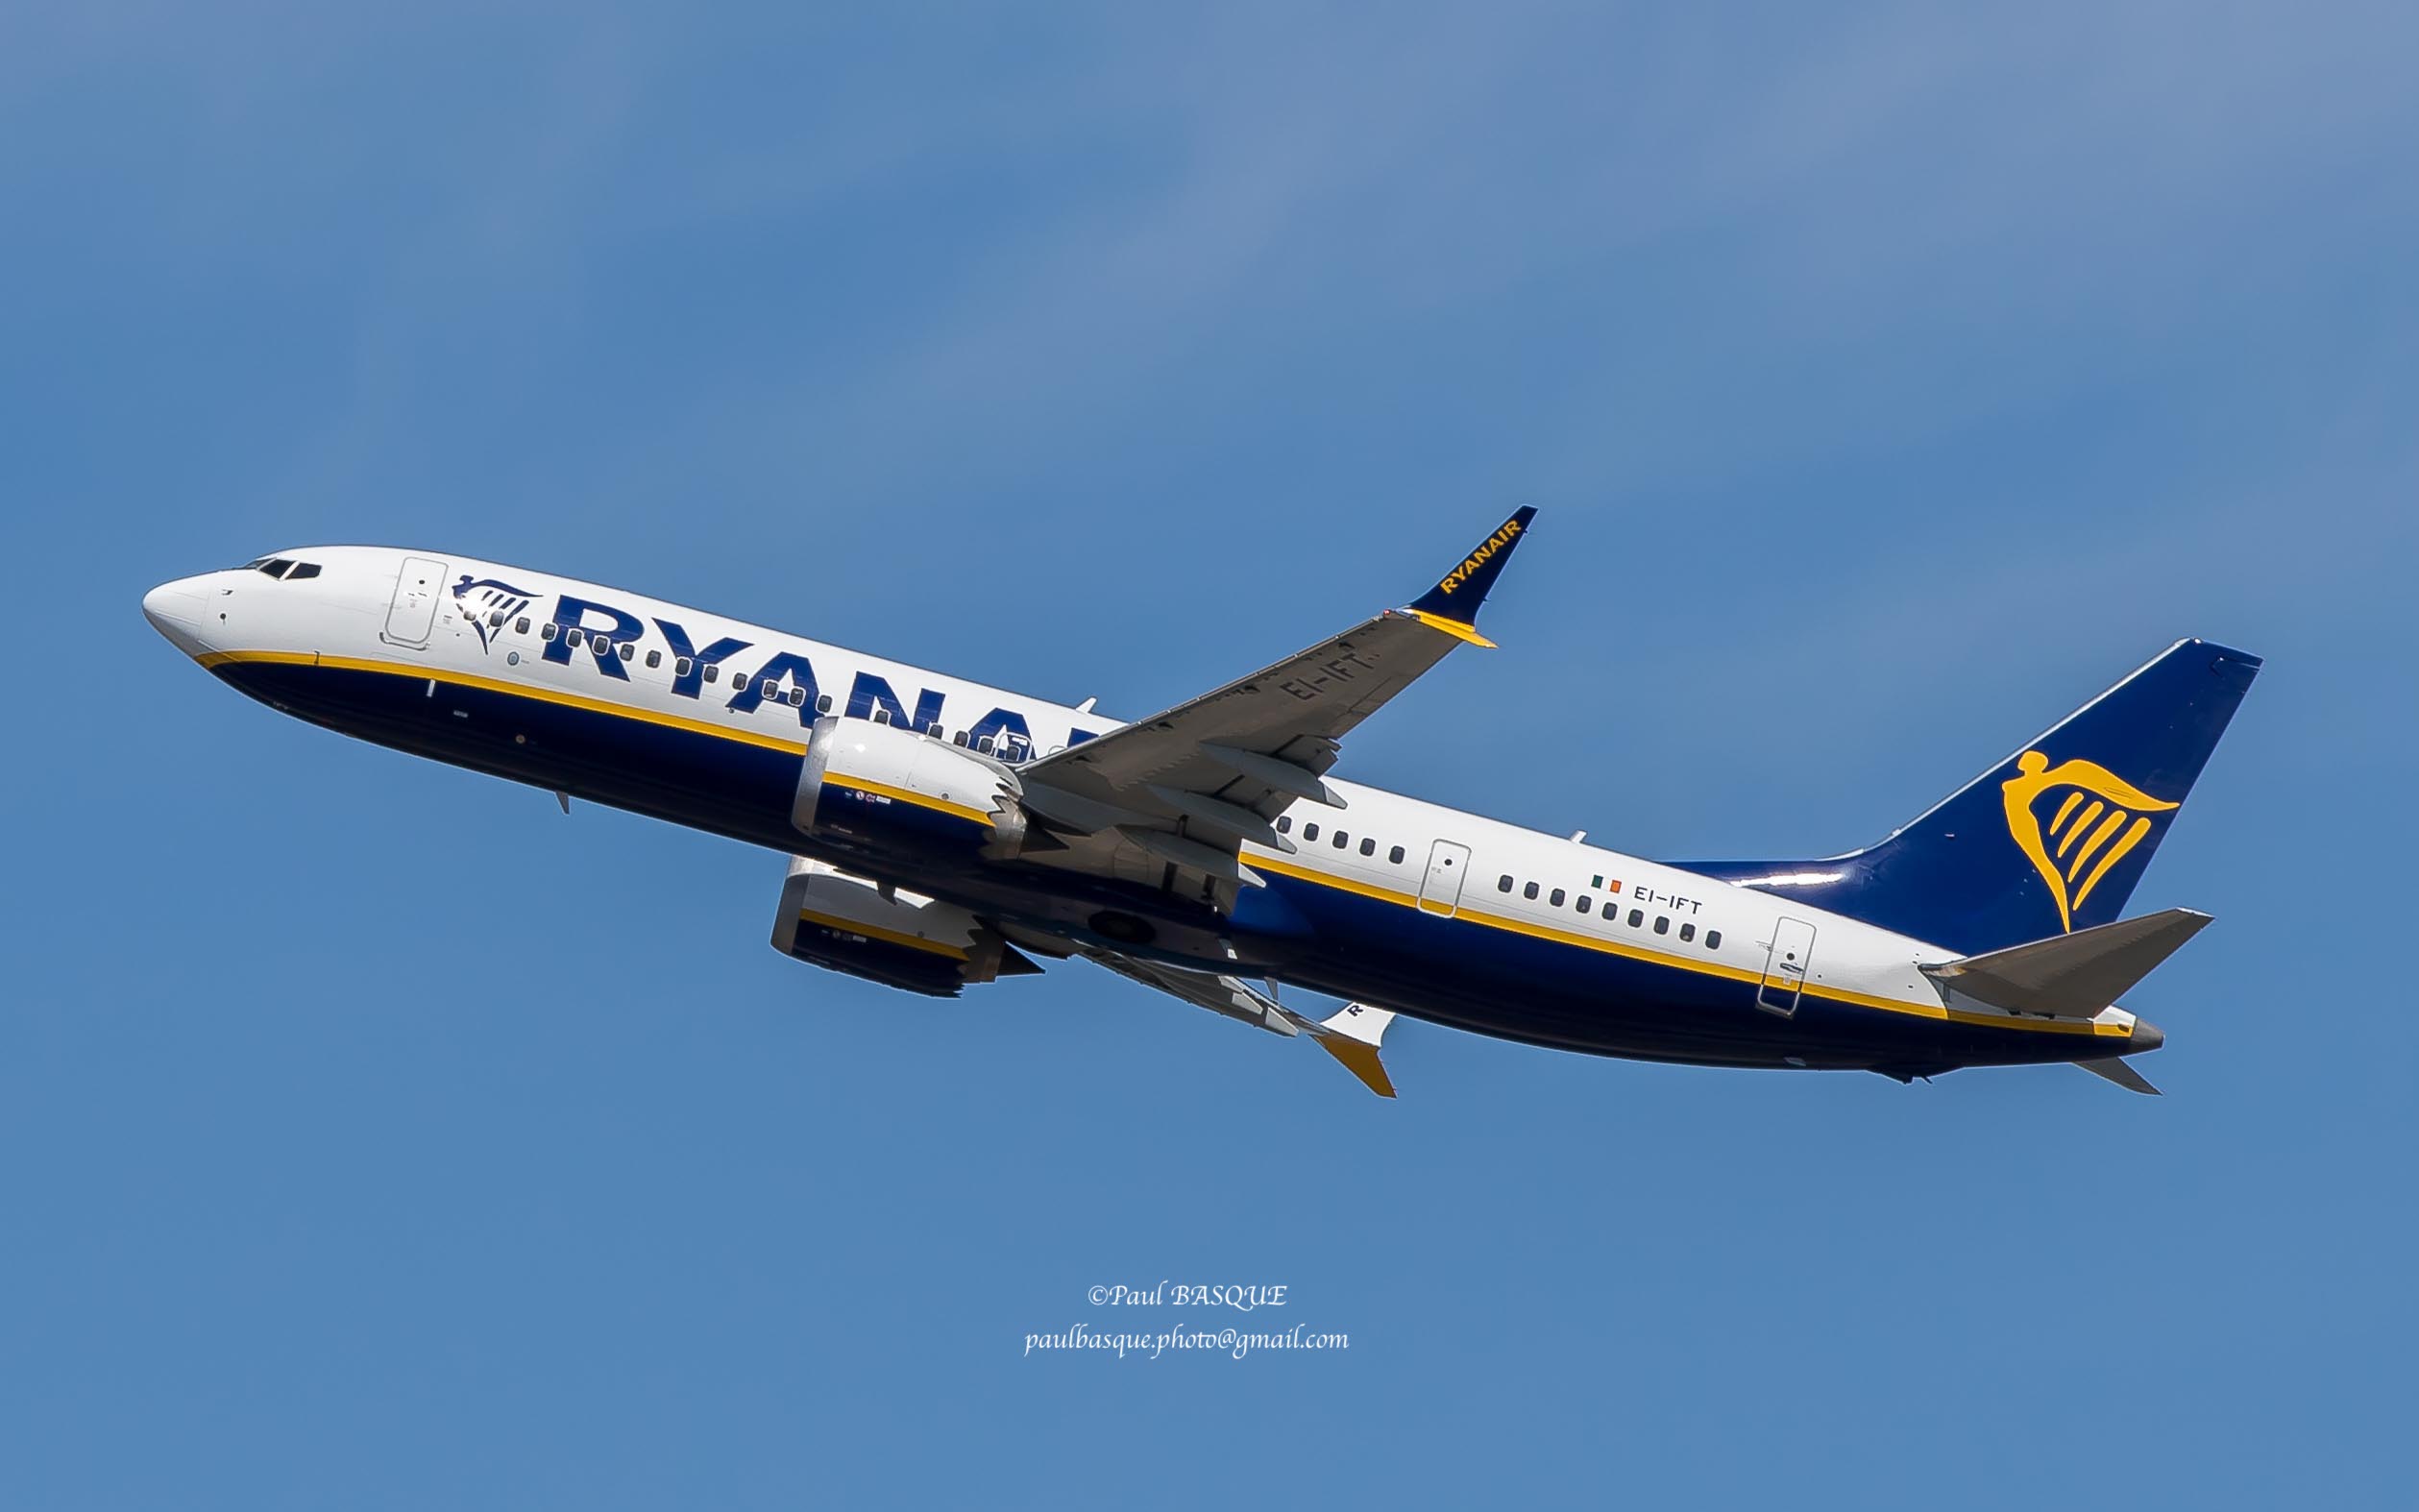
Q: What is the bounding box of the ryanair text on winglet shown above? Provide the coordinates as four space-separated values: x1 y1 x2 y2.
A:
1433 516 1525 597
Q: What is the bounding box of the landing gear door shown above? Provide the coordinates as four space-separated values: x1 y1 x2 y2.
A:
382 556 449 647
1418 841 1472 917
1757 917 1817 1017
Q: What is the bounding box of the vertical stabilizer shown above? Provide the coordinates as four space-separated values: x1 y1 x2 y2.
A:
1682 641 2260 953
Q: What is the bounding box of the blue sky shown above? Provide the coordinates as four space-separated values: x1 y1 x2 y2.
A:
5 2 2415 1505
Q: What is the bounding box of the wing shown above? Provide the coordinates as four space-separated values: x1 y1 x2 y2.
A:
1016 507 1537 888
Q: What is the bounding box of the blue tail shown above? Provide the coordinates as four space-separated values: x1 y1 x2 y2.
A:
1681 640 2261 954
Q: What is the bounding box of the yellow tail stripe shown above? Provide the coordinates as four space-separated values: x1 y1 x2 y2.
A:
2056 800 2105 859
2066 807 2132 883
2050 791 2086 836
2072 816 2154 915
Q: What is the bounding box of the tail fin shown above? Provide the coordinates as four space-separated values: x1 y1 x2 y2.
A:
1684 640 2260 953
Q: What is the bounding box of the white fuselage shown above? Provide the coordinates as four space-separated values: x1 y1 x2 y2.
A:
143 545 2143 1070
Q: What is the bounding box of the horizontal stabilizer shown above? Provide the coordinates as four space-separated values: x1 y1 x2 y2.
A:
2077 1057 2162 1095
1924 908 2211 1019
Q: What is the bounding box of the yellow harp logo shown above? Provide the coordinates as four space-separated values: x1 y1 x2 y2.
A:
2001 751 2178 932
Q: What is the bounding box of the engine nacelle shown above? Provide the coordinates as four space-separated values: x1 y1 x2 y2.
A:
770 858 1038 997
794 715 1030 862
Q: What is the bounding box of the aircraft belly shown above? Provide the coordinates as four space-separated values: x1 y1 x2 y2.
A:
1245 873 2093 1071
220 657 2120 1075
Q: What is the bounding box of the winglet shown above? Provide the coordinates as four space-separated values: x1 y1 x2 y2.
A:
1308 1003 1398 1098
1403 506 1538 647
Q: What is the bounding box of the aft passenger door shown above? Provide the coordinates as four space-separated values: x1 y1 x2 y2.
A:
1418 841 1472 917
1756 917 1817 1017
382 556 449 647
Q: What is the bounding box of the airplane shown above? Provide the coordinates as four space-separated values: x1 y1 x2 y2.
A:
141 510 2259 1097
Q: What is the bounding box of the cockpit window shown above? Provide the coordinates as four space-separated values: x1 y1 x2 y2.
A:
284 562 321 580
257 559 294 577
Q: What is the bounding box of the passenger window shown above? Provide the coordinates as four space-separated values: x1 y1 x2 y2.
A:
1332 830 1349 849
1389 845 1405 864
1550 889 1565 907
1359 837 1375 856
645 649 661 669
954 731 969 746
761 679 778 698
1627 909 1644 927
1304 823 1320 842
1706 930 1723 949
489 611 505 627
1277 817 1292 834
515 617 530 635
1577 896 1593 915
1498 875 1514 892
675 657 694 677
1654 915 1670 935
1679 923 1696 942
541 623 559 642
788 687 805 707
619 643 635 661
818 695 834 714
562 628 581 647
703 664 720 683
1524 882 1540 900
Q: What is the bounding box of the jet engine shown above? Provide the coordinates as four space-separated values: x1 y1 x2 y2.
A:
793 715 1031 862
770 857 1040 997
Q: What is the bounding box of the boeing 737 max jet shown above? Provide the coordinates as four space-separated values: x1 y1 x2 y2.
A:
142 511 2259 1096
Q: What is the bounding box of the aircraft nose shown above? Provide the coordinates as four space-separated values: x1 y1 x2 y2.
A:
142 575 212 655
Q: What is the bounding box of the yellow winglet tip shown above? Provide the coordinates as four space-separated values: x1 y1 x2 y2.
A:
1400 609 1497 648
1316 1036 1398 1098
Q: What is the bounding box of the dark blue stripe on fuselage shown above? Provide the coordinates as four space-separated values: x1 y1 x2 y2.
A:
213 657 2099 1073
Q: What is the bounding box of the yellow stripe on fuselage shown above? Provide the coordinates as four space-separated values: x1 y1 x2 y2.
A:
201 648 812 755
1246 855 2124 1037
202 647 2119 1039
